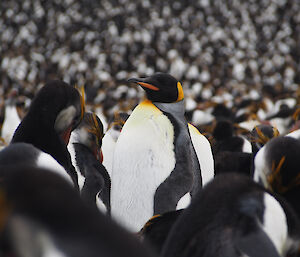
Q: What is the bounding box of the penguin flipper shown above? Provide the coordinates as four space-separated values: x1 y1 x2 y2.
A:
188 123 214 185
235 228 281 257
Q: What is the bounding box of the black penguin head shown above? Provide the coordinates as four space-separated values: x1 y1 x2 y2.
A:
250 124 280 154
128 73 184 103
212 120 234 140
110 112 130 131
28 80 85 144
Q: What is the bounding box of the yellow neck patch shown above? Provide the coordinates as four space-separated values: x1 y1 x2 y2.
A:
177 82 184 102
139 99 161 113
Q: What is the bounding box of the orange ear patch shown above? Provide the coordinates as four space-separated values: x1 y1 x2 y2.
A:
177 82 184 102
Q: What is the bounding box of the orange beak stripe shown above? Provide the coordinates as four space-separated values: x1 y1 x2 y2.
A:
138 82 159 91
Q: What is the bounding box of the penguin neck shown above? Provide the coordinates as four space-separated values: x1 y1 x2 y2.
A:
153 100 186 121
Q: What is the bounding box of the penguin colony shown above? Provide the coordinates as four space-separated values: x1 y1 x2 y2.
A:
0 74 300 257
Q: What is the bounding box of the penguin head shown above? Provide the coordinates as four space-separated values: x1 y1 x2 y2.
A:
73 112 104 162
212 119 234 141
250 124 280 154
128 73 184 103
28 80 85 144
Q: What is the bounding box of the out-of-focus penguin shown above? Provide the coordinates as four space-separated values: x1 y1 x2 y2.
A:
254 133 300 218
0 143 73 185
0 165 156 257
11 81 85 188
250 124 280 156
161 173 300 257
138 209 183 255
111 73 205 232
102 112 129 177
1 90 21 145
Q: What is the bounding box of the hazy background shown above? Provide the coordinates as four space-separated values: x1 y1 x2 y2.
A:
1 0 299 121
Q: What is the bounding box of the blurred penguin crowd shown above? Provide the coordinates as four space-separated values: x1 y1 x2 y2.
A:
1 0 300 125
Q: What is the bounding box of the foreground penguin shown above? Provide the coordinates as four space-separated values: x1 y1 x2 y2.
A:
138 209 183 255
0 143 72 184
0 165 156 257
68 112 111 213
11 80 85 188
111 73 203 232
161 173 300 257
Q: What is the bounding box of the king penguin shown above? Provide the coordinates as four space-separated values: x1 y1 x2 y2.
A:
10 80 85 188
161 173 300 257
254 133 300 218
68 112 111 214
0 165 156 257
111 73 202 232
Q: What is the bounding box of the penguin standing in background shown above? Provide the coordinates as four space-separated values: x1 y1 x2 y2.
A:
11 80 85 188
1 89 21 145
138 209 183 255
250 124 280 156
102 112 130 177
111 73 202 232
211 120 252 155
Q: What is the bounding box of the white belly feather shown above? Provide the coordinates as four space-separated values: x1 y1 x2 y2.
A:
111 100 176 232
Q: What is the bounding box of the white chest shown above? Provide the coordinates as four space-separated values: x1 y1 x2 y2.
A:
111 101 176 231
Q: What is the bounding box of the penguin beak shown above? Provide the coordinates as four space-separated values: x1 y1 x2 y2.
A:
128 78 159 91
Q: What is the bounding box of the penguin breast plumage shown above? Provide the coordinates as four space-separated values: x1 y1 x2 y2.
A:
111 99 176 231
